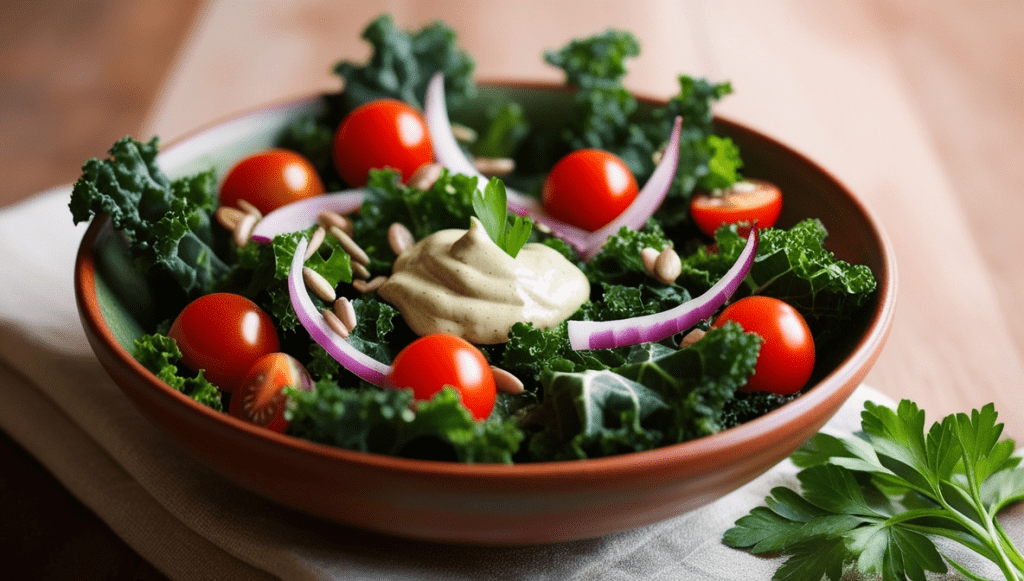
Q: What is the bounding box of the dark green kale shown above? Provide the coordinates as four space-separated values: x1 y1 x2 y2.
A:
334 13 476 113
69 136 231 301
133 333 223 410
226 226 353 335
542 32 740 228
523 323 760 460
525 369 667 460
285 381 522 463
305 297 403 382
469 101 531 159
351 169 479 271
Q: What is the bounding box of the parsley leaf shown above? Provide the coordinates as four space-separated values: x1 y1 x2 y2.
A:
724 400 1024 581
471 177 533 258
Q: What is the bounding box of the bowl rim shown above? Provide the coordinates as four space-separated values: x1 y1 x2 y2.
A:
74 81 898 481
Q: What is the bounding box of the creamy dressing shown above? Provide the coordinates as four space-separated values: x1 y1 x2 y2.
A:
378 217 590 344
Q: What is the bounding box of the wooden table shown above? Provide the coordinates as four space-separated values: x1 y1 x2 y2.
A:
3 1 1022 578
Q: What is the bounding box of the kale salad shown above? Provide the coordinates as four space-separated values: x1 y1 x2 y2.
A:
69 14 877 464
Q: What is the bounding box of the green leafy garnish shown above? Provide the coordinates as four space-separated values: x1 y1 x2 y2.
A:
471 177 533 258
724 400 1024 581
69 136 230 300
133 333 223 410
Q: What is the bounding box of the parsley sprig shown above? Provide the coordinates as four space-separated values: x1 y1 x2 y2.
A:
471 177 533 258
724 400 1024 581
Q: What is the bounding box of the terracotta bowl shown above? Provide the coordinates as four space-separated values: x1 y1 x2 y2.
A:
74 83 897 545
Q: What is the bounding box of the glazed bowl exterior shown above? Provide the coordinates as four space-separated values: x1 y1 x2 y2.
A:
74 83 897 545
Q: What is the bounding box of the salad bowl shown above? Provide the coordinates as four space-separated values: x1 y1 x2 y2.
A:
74 82 896 545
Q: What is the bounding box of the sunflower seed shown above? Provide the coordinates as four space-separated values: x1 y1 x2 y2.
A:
332 297 357 332
490 366 524 395
640 247 660 277
215 206 245 231
351 261 370 280
321 308 350 338
450 122 477 143
235 199 263 220
473 157 515 177
407 162 443 190
318 210 353 236
388 222 415 255
679 328 706 349
233 213 258 247
653 247 681 284
328 225 370 266
303 267 336 302
303 226 326 261
352 276 387 294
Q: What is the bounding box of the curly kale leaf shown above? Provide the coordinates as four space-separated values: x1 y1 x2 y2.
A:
133 333 223 410
333 13 475 112
615 322 761 442
526 369 668 461
305 297 402 382
285 381 522 463
227 227 353 334
352 169 479 271
69 136 230 299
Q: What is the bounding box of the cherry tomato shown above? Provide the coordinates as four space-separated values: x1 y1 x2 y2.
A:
711 296 815 395
219 149 324 215
542 149 639 232
386 334 496 421
229 353 314 433
168 293 280 393
689 179 783 238
333 99 433 187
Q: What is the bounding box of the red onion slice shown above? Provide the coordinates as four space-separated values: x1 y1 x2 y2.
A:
288 236 392 385
567 228 758 351
424 73 681 259
250 189 366 243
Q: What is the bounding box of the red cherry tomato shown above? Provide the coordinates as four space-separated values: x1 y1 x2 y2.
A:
387 334 496 421
229 353 314 433
689 179 783 238
542 148 639 232
711 296 815 395
168 293 280 393
219 149 325 215
333 99 433 187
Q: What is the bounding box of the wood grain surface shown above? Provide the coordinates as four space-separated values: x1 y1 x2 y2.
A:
2 1 1021 578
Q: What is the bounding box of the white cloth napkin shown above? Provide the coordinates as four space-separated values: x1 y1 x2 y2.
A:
1 186 1020 580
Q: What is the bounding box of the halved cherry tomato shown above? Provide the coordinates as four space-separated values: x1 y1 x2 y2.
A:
168 293 280 393
711 296 814 395
333 99 433 187
542 148 639 232
386 334 496 421
229 353 314 433
219 149 324 215
689 178 782 238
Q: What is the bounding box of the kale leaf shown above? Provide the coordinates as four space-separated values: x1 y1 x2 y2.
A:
285 381 522 463
69 136 231 300
334 13 476 113
133 333 223 410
